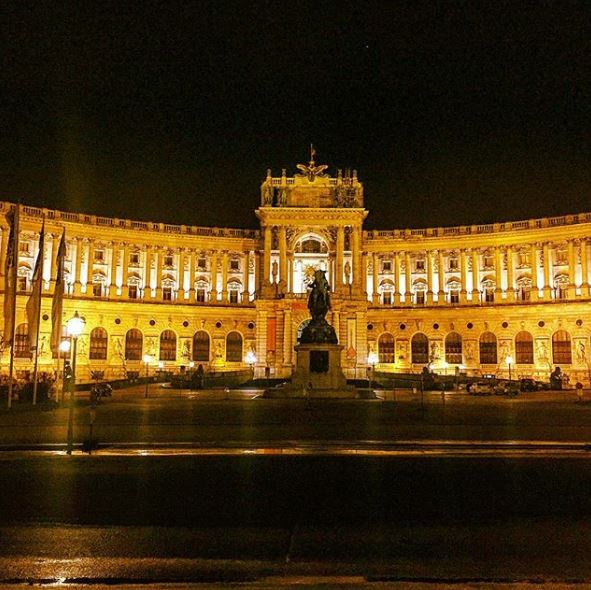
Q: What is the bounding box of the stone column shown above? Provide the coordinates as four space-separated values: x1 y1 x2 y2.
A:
460 249 467 304
372 253 379 304
336 226 345 290
0 225 7 279
531 243 539 299
495 247 503 297
144 246 152 299
361 251 368 298
254 251 261 297
394 251 401 305
110 242 119 297
542 242 552 300
262 226 272 285
242 251 250 302
221 250 229 302
581 239 589 296
210 250 218 301
177 249 186 300
438 250 445 304
187 249 196 301
287 251 294 293
506 245 515 301
154 247 163 300
404 251 412 304
426 250 434 305
121 243 129 298
278 226 287 286
85 239 94 295
283 307 292 368
568 239 576 297
471 249 479 301
352 226 362 292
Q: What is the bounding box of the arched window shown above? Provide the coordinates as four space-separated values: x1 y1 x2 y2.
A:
481 278 496 303
159 330 177 361
516 276 532 301
89 327 108 360
14 323 31 358
226 331 243 362
552 330 572 364
479 332 497 364
378 333 395 363
447 279 461 304
413 280 427 305
445 332 462 364
554 275 569 300
192 331 210 362
515 331 534 364
227 279 242 304
125 329 143 361
411 333 429 364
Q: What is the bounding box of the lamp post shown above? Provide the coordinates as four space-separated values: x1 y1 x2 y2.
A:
506 355 513 381
245 350 256 380
143 354 152 398
367 351 378 387
66 311 85 455
59 339 71 404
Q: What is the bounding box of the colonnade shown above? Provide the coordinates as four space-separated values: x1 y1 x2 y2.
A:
368 240 590 305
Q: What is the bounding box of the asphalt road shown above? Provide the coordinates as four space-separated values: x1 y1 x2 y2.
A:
4 453 591 584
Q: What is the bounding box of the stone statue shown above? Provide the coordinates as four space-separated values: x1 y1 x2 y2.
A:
300 270 337 344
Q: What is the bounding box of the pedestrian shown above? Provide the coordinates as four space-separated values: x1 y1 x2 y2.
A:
576 381 584 403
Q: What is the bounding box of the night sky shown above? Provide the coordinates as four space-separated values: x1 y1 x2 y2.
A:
1 1 590 230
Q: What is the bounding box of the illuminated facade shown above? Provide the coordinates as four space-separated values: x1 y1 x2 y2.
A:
2 158 591 383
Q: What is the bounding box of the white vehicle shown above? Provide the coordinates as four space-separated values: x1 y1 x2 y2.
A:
469 381 495 395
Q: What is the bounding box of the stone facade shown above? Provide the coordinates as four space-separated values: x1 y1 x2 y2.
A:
2 159 591 383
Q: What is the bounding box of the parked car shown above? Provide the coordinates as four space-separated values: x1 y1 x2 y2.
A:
520 378 538 392
494 381 519 396
469 381 495 395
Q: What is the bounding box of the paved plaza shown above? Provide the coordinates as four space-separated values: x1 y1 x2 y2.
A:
1 385 591 449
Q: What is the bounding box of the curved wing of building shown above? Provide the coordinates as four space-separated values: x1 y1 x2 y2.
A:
2 158 590 383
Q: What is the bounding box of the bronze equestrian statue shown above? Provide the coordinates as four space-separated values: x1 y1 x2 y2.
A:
300 270 338 344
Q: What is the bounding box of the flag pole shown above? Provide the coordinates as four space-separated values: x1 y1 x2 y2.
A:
7 204 20 410
31 218 45 406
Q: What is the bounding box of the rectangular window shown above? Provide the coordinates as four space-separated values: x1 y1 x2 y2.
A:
484 289 495 303
448 257 458 271
555 250 567 265
18 276 28 292
94 250 105 262
382 260 392 273
93 282 103 297
483 255 494 268
129 253 140 265
229 290 239 303
382 292 392 305
128 285 138 299
518 252 530 266
230 259 240 271
449 290 459 304
162 286 173 301
20 242 30 255
196 288 206 302
415 259 425 272
415 291 425 305
197 258 206 269
164 255 173 267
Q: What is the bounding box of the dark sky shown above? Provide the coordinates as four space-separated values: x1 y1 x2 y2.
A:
1 1 590 229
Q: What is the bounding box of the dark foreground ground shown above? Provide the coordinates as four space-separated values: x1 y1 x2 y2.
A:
4 453 591 587
3 389 591 587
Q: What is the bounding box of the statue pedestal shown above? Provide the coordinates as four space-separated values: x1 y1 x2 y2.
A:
291 343 349 394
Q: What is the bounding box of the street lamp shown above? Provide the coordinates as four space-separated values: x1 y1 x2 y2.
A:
506 355 513 381
59 338 71 404
66 311 85 455
245 350 256 379
143 354 152 398
367 351 378 387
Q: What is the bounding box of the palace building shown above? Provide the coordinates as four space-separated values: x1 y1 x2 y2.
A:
2 156 591 383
